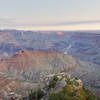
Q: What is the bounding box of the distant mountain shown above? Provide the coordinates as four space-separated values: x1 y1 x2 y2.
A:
67 32 100 65
0 30 100 66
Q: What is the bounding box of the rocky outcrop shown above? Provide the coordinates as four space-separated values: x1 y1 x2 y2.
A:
25 73 96 100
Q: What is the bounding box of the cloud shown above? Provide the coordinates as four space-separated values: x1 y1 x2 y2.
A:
50 20 100 26
0 18 100 30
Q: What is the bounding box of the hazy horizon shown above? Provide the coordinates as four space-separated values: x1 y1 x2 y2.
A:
0 0 100 30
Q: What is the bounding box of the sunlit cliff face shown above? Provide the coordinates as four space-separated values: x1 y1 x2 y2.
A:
56 32 63 35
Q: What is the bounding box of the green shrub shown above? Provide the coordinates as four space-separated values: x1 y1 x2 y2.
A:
28 89 36 100
53 75 59 81
63 85 86 100
98 97 100 100
48 92 67 100
75 77 79 80
83 88 96 100
48 84 88 100
66 79 73 85
48 80 57 89
28 89 44 100
48 75 58 89
37 89 44 100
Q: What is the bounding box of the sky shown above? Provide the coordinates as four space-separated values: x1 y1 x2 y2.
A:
0 0 100 30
